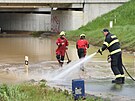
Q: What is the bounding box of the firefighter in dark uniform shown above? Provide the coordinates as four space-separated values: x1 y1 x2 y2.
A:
98 29 125 84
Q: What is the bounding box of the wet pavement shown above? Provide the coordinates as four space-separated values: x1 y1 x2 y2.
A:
0 34 135 101
48 60 135 101
85 79 135 101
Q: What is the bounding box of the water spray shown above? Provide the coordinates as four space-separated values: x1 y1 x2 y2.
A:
52 52 97 80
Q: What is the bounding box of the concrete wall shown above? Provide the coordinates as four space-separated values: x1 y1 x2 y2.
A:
51 10 83 32
83 3 122 25
0 13 51 31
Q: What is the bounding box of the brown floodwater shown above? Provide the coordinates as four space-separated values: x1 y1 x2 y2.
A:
0 35 134 83
0 34 135 100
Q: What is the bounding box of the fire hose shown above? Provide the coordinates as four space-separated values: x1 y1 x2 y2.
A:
107 55 135 81
122 64 135 81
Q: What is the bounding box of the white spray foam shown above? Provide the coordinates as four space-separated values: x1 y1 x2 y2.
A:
51 52 97 80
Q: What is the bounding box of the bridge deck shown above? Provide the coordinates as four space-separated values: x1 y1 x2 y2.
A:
0 0 128 3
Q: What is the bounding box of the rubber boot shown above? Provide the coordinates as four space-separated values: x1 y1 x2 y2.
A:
58 60 63 67
80 64 84 72
59 61 63 67
112 77 123 84
121 77 125 84
80 67 84 72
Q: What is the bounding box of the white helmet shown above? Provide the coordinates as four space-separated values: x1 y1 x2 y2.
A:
80 34 85 37
60 31 65 36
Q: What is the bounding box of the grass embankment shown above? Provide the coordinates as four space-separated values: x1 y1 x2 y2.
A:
31 31 44 37
0 81 105 101
66 0 135 51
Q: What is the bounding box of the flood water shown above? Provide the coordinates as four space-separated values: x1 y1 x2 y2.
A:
0 35 134 66
0 35 134 77
0 34 135 100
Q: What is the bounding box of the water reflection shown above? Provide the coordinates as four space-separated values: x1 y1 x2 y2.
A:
0 37 57 63
0 36 134 64
110 84 123 92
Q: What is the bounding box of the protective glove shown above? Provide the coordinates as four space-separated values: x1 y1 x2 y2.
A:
65 46 68 50
61 43 64 45
97 49 102 55
57 43 62 46
107 55 111 63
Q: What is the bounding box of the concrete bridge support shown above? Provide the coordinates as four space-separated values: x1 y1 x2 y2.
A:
51 10 83 32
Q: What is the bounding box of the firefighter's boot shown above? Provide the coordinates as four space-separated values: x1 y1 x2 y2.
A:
80 67 84 72
59 61 64 67
112 77 123 84
57 60 62 67
121 77 125 84
80 64 84 72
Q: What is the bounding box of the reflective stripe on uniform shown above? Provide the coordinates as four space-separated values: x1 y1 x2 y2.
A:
108 39 119 47
103 41 109 47
110 49 121 55
100 48 102 52
116 74 122 78
111 35 117 38
121 74 125 77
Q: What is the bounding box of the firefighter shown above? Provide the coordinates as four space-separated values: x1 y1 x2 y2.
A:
76 34 89 58
97 29 125 84
76 34 89 71
56 31 69 66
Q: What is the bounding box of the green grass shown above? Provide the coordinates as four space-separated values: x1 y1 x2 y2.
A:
0 83 105 101
31 31 45 37
66 0 135 51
